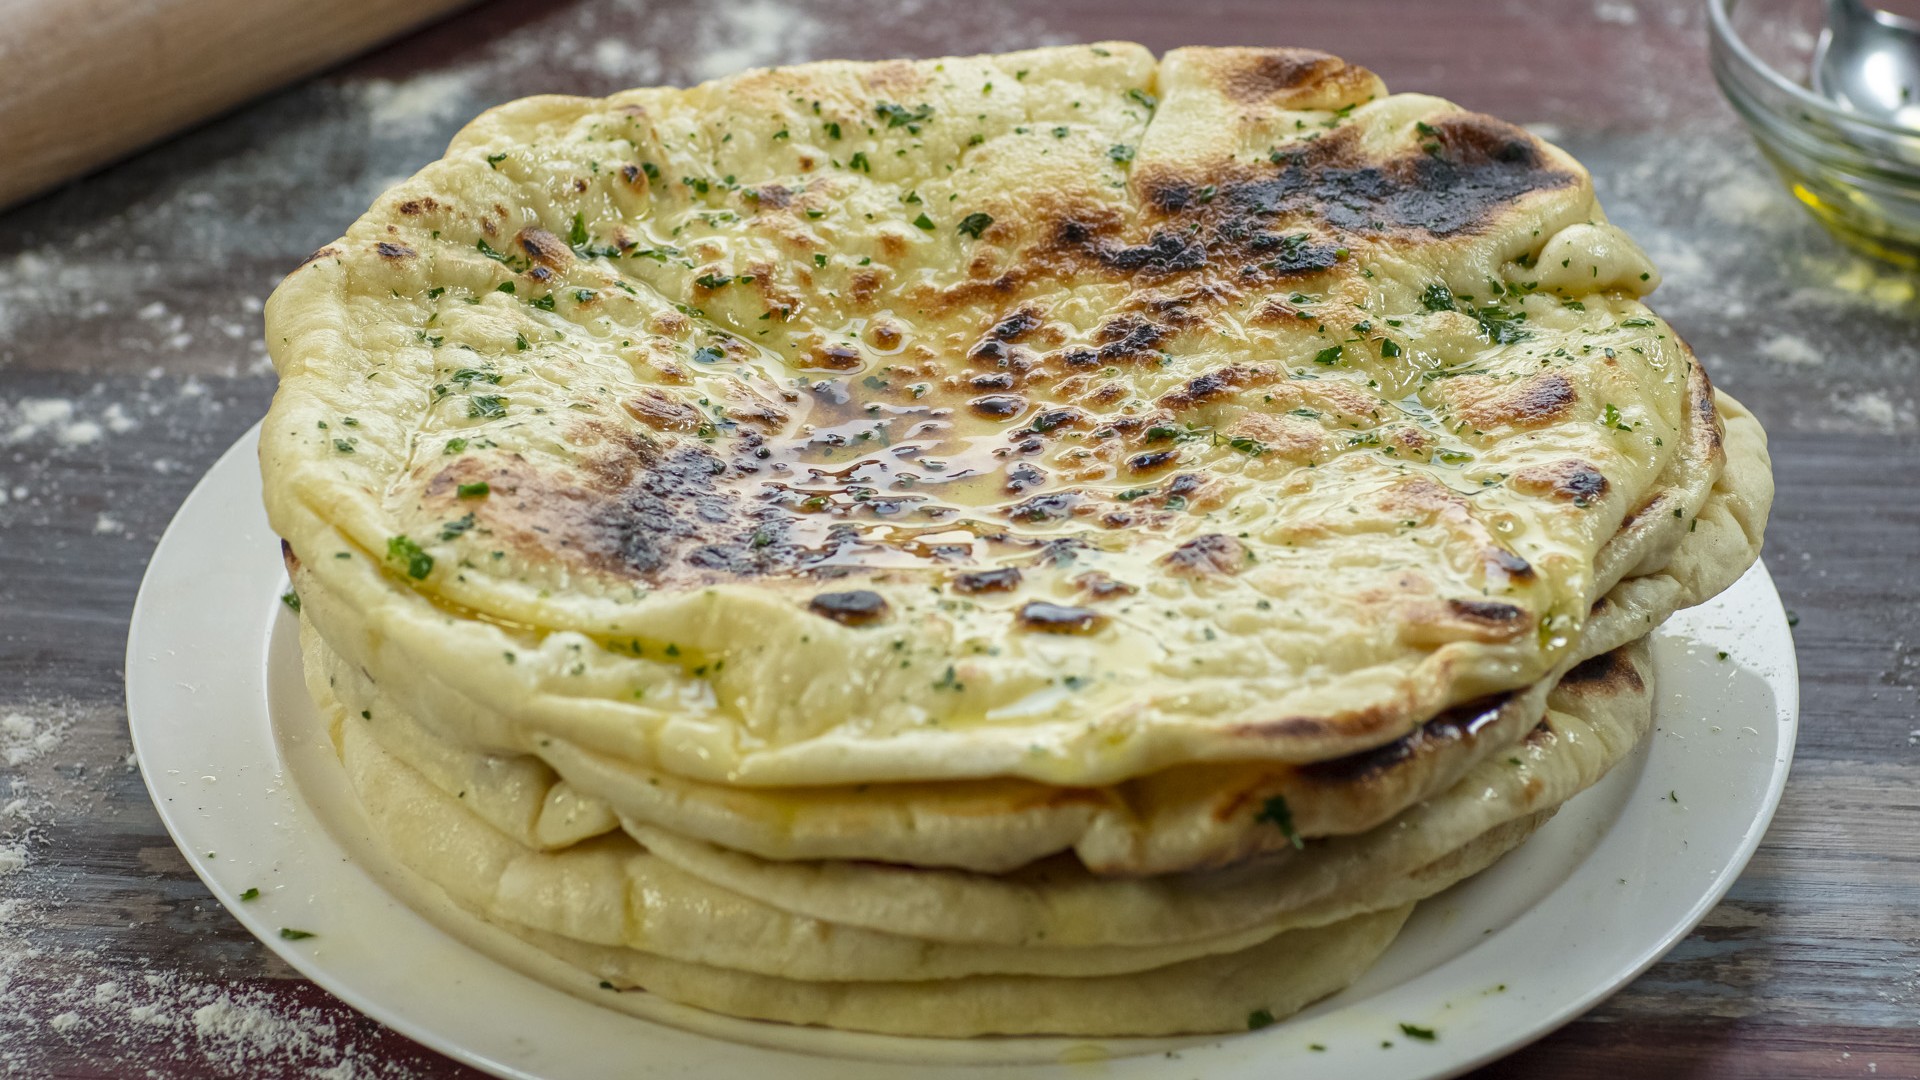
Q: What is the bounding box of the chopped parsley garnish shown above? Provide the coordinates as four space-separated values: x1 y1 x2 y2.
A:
1255 795 1303 848
457 481 490 498
439 513 477 541
239 887 260 901
332 438 355 454
691 345 725 364
278 927 316 941
1127 87 1158 109
875 101 934 129
1107 143 1136 163
485 152 507 168
956 212 993 238
932 665 964 691
1620 317 1655 327
1421 283 1456 311
1381 339 1403 358
1312 345 1343 365
1474 305 1530 344
911 213 936 231
467 395 508 419
280 591 301 613
1228 436 1267 457
1399 1023 1437 1041
695 273 734 289
1601 403 1632 431
568 211 589 247
1247 1009 1276 1030
848 151 871 173
495 281 515 294
444 437 468 454
529 294 556 311
824 121 842 140
386 536 433 580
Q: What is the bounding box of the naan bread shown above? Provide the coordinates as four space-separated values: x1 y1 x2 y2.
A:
320 633 1644 1032
291 395 1760 874
327 675 1547 982
264 42 1701 790
318 620 1652 951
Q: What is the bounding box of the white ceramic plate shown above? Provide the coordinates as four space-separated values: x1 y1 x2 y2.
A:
129 425 1798 1080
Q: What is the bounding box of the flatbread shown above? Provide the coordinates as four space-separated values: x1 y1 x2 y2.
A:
292 394 1756 875
264 42 1702 790
320 622 1653 950
329 678 1547 982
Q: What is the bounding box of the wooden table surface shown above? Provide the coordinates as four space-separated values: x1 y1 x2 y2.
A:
2 1 1916 1076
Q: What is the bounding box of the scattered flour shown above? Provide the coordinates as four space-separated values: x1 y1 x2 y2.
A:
1595 0 1640 24
1830 390 1916 433
1758 333 1825 367
1 712 65 768
690 0 825 81
0 397 138 449
588 39 662 81
0 844 25 876
360 70 482 138
92 514 125 536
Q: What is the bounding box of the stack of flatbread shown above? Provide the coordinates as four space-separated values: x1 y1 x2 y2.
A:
260 43 1773 1037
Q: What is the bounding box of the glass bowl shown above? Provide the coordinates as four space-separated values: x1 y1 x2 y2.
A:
1711 0 1920 265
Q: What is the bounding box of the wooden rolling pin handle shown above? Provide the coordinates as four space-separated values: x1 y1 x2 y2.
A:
0 0 473 211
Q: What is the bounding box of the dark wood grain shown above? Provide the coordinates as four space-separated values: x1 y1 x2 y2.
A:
1 1 1915 1076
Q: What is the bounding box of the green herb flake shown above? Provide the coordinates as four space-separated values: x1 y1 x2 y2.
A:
1381 338 1402 358
495 281 515 295
1107 143 1136 163
1400 1023 1437 1041
280 591 301 613
457 481 490 498
875 101 934 129
1312 345 1343 365
444 437 468 455
1127 87 1158 109
386 535 434 580
278 927 317 941
1421 283 1456 311
956 212 993 238
468 395 508 419
911 212 936 231
239 887 260 901
529 294 556 311
1255 795 1304 848
1247 1009 1276 1030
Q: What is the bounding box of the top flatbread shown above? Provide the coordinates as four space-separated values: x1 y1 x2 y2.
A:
263 42 1703 788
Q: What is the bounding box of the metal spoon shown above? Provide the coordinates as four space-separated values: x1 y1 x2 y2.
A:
1813 0 1920 128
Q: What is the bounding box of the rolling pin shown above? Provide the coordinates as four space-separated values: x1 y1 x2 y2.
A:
0 0 473 211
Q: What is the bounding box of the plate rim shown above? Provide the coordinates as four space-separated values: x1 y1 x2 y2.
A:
127 422 1799 1080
